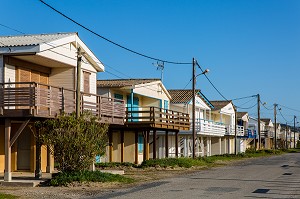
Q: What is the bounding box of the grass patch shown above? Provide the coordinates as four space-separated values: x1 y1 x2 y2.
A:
49 170 134 186
0 193 18 199
140 149 288 169
95 162 139 168
141 157 206 168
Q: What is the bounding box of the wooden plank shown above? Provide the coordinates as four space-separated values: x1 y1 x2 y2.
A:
10 119 31 147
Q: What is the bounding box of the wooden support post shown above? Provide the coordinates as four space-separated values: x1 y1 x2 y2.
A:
4 119 11 182
35 129 42 179
143 131 146 161
121 130 124 163
146 130 150 160
135 131 138 164
108 130 113 162
153 130 157 159
175 131 179 157
165 131 169 158
46 145 52 173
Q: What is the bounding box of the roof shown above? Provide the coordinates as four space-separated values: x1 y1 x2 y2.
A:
97 79 160 88
210 100 232 111
237 112 248 119
0 32 76 47
0 32 104 72
261 118 272 125
168 89 214 108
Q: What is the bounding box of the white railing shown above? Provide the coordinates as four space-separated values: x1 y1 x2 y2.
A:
194 119 226 136
224 125 245 136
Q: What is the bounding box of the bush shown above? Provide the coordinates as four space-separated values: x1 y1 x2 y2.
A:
36 112 109 172
49 170 134 186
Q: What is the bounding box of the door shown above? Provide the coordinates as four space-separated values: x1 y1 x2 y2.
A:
127 95 139 122
17 128 31 170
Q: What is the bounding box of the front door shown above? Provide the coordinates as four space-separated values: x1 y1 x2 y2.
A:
17 128 31 170
127 95 139 122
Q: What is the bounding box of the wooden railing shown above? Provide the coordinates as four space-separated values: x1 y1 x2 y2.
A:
125 106 190 130
0 82 125 125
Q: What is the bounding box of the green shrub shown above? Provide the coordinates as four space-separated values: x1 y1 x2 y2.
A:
0 193 18 199
95 162 138 168
49 170 134 186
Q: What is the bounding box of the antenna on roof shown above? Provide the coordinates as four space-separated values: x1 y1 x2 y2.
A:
153 61 164 83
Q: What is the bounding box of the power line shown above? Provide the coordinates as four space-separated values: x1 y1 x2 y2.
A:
278 104 300 113
196 61 229 101
236 103 257 110
260 101 273 111
39 0 191 65
231 95 257 101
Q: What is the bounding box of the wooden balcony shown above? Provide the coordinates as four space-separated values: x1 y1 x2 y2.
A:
125 107 190 131
0 82 125 125
194 119 226 136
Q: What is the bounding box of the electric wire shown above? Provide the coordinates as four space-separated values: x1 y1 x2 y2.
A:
277 104 300 113
196 61 229 101
231 95 257 101
39 0 191 65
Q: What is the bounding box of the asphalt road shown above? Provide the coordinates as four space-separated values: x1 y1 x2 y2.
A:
93 153 300 199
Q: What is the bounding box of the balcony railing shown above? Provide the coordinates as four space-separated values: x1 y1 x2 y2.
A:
224 125 244 135
0 82 125 125
125 107 190 130
194 119 226 136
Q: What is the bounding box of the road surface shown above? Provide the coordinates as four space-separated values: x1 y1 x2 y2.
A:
93 152 300 199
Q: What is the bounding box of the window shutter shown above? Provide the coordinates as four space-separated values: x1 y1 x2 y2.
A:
83 71 90 93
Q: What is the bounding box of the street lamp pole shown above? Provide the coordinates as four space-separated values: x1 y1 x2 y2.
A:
257 94 261 150
192 58 196 159
192 58 209 159
294 116 296 148
274 104 277 150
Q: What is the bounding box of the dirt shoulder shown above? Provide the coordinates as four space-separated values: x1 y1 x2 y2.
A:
0 158 265 199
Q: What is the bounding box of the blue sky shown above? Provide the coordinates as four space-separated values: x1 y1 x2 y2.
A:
1 0 300 123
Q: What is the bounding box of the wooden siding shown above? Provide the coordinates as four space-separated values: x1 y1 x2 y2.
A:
49 67 74 90
0 55 3 83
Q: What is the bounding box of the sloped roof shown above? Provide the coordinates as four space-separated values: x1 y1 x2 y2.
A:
261 118 272 125
97 79 160 88
237 112 248 119
210 100 232 111
168 89 214 108
0 32 76 47
0 32 104 72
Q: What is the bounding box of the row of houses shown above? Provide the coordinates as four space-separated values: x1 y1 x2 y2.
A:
0 33 298 181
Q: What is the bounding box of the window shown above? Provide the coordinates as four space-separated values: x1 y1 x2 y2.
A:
83 71 90 93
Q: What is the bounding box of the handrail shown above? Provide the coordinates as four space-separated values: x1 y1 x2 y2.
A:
125 106 190 130
0 82 126 124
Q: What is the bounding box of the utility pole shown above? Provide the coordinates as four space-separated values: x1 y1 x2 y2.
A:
257 94 261 150
76 47 82 118
274 104 277 150
286 122 288 149
234 106 237 155
294 115 296 148
192 58 196 159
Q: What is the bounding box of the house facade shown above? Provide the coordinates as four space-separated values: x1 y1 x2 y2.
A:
97 79 190 164
168 90 226 157
210 100 236 154
0 33 125 181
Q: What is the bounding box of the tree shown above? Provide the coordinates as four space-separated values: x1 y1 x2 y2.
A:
35 111 109 172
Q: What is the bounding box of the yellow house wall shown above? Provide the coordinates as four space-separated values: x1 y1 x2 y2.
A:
112 132 121 162
124 132 135 163
0 125 4 172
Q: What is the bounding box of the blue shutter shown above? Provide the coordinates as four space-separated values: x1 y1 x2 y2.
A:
164 100 169 110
